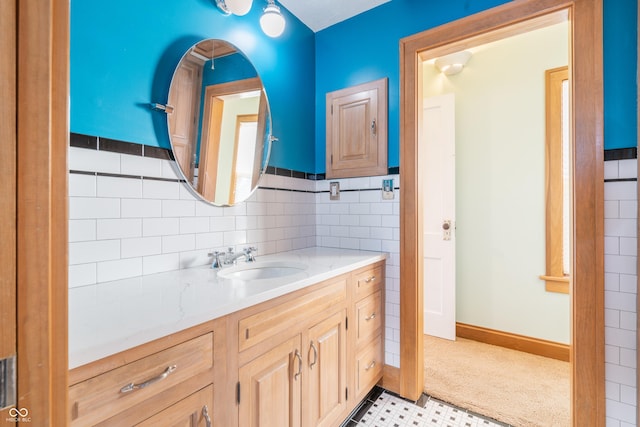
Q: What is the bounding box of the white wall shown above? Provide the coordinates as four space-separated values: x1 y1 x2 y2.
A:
423 22 570 343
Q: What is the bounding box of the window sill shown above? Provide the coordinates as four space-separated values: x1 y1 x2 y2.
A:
540 275 570 294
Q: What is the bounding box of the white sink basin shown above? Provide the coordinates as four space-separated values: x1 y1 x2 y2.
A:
217 261 308 281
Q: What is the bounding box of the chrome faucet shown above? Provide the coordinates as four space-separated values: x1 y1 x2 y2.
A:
208 247 257 269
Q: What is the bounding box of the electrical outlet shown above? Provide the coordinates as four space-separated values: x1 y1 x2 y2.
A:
382 179 394 200
330 181 340 200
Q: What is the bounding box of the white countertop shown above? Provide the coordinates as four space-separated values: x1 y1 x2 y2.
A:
69 247 386 369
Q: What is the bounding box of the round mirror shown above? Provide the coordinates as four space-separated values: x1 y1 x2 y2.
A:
167 39 272 206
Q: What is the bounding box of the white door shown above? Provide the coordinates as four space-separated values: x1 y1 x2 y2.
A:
422 94 456 341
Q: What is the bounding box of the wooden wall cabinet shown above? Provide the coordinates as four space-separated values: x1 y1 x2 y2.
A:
326 78 388 179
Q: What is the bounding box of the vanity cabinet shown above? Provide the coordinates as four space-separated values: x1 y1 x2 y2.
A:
325 78 388 179
68 257 385 427
234 261 384 427
238 334 302 427
235 274 349 427
352 263 385 401
68 322 221 426
136 384 213 427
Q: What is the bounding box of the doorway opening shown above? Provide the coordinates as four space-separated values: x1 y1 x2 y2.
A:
419 15 571 424
398 1 604 426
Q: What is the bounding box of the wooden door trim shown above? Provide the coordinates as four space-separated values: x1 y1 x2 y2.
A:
399 1 604 425
16 0 69 424
0 0 17 374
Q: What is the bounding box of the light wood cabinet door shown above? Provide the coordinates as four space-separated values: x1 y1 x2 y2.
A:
304 310 347 427
239 335 302 427
326 78 387 178
136 385 213 427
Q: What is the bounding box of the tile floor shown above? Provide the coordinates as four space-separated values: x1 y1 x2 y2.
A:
341 387 511 427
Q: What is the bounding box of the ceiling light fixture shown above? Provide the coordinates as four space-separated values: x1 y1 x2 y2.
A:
434 51 472 76
260 0 286 38
215 0 253 16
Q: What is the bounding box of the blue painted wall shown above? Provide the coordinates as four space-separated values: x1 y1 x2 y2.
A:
71 0 316 173
315 0 638 172
604 0 638 150
72 0 637 175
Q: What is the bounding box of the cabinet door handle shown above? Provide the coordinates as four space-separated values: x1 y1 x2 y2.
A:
309 341 318 369
371 119 377 136
202 405 212 427
120 364 177 394
294 350 302 381
365 312 376 321
365 360 376 371
364 275 376 283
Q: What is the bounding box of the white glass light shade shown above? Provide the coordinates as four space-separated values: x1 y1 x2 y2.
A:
216 0 253 16
260 2 286 38
434 51 472 76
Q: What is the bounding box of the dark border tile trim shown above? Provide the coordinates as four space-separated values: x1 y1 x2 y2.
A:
99 137 142 156
605 178 638 183
70 132 399 181
70 133 172 159
69 169 97 176
69 169 183 183
70 133 97 149
144 145 174 161
604 147 637 161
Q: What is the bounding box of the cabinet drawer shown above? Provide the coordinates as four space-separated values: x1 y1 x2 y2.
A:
355 290 383 345
238 277 347 352
70 332 213 426
355 337 383 398
136 384 213 426
354 264 383 298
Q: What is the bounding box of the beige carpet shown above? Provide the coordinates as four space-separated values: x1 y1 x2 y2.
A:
424 335 570 427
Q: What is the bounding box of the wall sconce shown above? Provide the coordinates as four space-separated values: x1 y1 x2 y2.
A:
434 51 472 76
215 0 253 16
260 0 286 38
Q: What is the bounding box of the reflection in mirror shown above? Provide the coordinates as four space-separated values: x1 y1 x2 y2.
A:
167 39 271 206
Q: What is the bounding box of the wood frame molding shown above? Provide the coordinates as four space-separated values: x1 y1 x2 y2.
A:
543 66 570 294
0 1 17 420
16 0 69 424
399 1 604 424
456 323 570 362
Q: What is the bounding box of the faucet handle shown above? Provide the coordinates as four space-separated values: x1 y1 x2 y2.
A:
208 250 223 269
243 246 257 262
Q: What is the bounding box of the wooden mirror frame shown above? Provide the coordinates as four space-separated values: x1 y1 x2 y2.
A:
399 0 604 425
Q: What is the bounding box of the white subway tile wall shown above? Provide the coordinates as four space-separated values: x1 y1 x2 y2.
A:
604 159 638 427
68 147 317 291
68 145 638 423
315 175 401 368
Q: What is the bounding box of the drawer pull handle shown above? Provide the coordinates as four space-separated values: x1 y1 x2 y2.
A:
364 275 376 283
365 312 376 321
365 360 376 371
203 405 212 427
309 341 318 369
120 364 177 394
294 350 303 380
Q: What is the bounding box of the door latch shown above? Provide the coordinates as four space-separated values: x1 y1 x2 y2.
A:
442 220 453 241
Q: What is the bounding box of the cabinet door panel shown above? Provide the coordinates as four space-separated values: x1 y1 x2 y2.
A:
136 384 213 427
326 78 387 178
239 335 302 427
306 310 347 427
